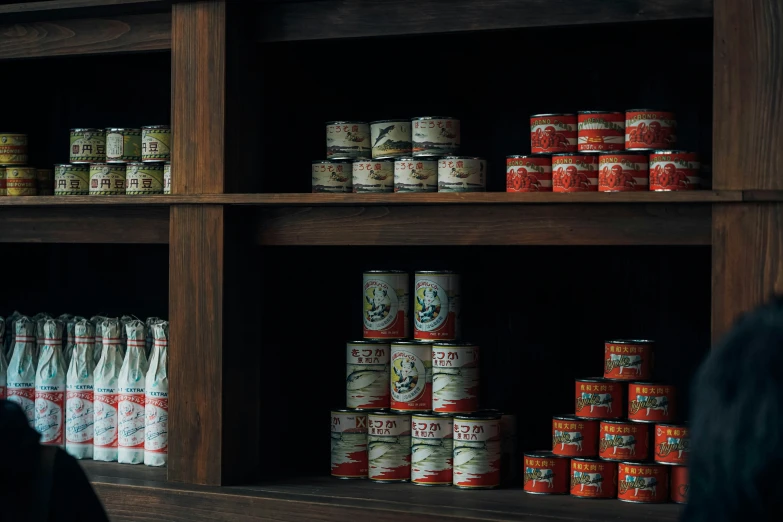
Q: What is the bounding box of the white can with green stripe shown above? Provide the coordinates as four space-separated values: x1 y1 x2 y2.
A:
126 162 164 195
54 164 90 195
142 126 171 162
70 128 106 163
106 128 142 163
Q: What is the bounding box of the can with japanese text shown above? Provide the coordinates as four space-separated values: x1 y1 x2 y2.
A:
125 162 164 195
552 153 598 192
330 409 368 479
438 156 486 192
650 150 701 191
432 342 479 413
604 339 654 381
326 121 370 159
346 341 391 410
89 163 126 195
530 113 577 154
570 458 617 499
453 412 501 489
577 111 624 152
54 164 89 195
390 341 432 412
141 125 171 162
524 451 570 494
598 152 649 191
552 415 598 457
70 128 106 163
106 128 142 163
412 116 460 157
0 167 6 195
628 382 676 423
618 462 669 503
163 162 171 194
625 110 676 150
371 120 412 159
5 166 37 196
506 154 553 192
575 378 623 420
670 465 688 504
414 271 461 341
312 159 352 193
0 133 28 165
411 412 453 486
598 420 649 461
368 411 411 482
352 158 394 193
363 270 410 339
394 157 438 192
655 423 689 465
36 169 54 196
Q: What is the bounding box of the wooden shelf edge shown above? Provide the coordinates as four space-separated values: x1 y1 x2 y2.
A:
742 190 783 202
0 0 169 15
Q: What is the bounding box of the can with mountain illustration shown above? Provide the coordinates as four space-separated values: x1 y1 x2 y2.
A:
575 378 623 420
552 153 598 192
628 382 676 423
330 409 368 479
530 113 577 153
571 458 618 499
598 152 649 192
598 420 649 461
54 164 90 195
371 120 412 159
141 125 171 162
506 155 552 192
106 128 142 163
618 462 669 503
413 271 461 340
438 156 485 192
604 339 654 381
625 110 676 150
552 415 598 457
654 423 689 465
524 451 570 494
363 270 409 339
390 341 432 412
352 158 394 193
411 412 453 486
368 411 411 482
313 159 352 193
670 465 688 503
412 116 460 157
453 412 502 489
432 342 479 413
394 157 438 192
650 150 700 191
577 111 624 152
346 341 390 410
327 121 370 159
0 133 27 165
70 128 106 163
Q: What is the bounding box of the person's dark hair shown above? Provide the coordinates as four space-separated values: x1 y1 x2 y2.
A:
684 296 783 522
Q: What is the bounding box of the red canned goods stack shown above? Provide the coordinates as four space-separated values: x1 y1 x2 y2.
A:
506 155 553 192
524 451 570 495
625 110 677 150
552 154 598 192
598 152 649 192
650 150 701 191
530 114 577 154
577 111 624 152
617 462 669 503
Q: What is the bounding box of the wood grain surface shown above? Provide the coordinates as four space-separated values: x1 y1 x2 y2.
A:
80 460 167 483
0 0 168 15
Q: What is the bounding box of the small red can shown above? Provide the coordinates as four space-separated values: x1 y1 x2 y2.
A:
670 465 688 504
654 423 689 465
523 451 570 494
604 340 654 381
552 154 598 192
530 113 577 154
577 111 624 152
574 378 623 419
618 462 669 503
625 110 677 150
650 150 701 191
598 153 649 192
598 420 649 461
506 155 552 192
570 458 617 499
552 415 598 457
628 382 676 423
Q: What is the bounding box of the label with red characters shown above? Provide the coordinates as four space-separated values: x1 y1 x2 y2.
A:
346 341 391 410
453 415 502 488
599 420 649 461
552 154 598 192
650 151 700 191
618 462 669 503
363 271 410 339
394 157 437 192
352 159 394 193
530 114 577 154
575 378 623 419
552 416 598 457
506 155 553 192
670 465 689 504
570 458 618 498
524 452 570 494
625 111 677 150
598 153 649 192
65 388 94 446
144 394 169 454
331 410 368 478
578 112 624 152
118 388 146 450
35 387 65 446
326 121 370 159
94 389 118 448
432 343 479 413
654 424 689 465
368 412 411 481
7 384 35 425
628 383 676 423
391 342 432 411
411 414 453 485
604 340 654 380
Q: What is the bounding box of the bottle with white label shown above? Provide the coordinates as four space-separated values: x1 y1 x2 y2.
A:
66 320 96 459
94 319 123 462
33 313 53 368
7 318 37 427
118 320 149 464
145 321 169 467
90 316 106 367
35 319 66 447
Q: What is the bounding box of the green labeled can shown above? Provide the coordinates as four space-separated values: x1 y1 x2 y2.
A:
142 125 171 162
106 128 142 163
126 162 164 195
55 164 90 195
89 163 126 195
70 128 106 163
164 162 171 194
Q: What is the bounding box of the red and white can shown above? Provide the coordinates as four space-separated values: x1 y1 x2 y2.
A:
577 111 624 152
654 423 689 465
670 465 688 504
618 462 669 503
330 409 368 479
650 150 701 191
552 154 598 192
625 110 677 150
570 458 618 499
604 339 654 381
598 152 649 192
363 270 409 339
432 342 479 413
552 415 599 457
346 341 391 410
368 411 411 482
506 155 552 192
530 113 577 154
628 382 676 423
414 271 461 340
598 420 650 461
411 413 453 486
524 451 570 494
453 412 502 489
390 341 432 412
575 378 623 419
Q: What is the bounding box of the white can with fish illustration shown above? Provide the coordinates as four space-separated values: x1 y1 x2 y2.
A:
331 409 368 479
368 411 411 482
363 270 410 339
394 157 438 192
346 341 391 410
326 121 370 159
432 342 479 413
414 271 461 340
390 341 433 412
371 119 412 159
352 159 394 193
312 159 352 193
438 156 486 192
453 412 502 489
411 413 453 486
412 116 460 157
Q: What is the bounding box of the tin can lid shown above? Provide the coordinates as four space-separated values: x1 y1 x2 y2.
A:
88 163 111 166
572 457 611 463
54 163 86 168
364 269 407 274
553 414 591 421
370 119 409 124
600 419 639 425
326 120 367 125
578 111 623 115
454 410 502 420
352 157 373 162
312 159 352 164
553 152 592 157
575 377 611 383
412 116 457 121
619 461 666 467
165 161 171 165
506 154 551 159
142 125 170 129
606 339 655 344
626 109 672 113
106 127 141 132
368 410 410 417
415 270 459 275
411 411 454 419
524 450 569 459
441 156 483 160
598 151 649 156
330 408 366 414
651 150 692 155
391 340 432 346
431 341 478 348
530 113 575 118
70 128 104 132
347 339 394 345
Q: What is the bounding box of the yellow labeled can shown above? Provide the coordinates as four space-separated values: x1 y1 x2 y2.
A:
89 163 126 195
163 162 171 194
70 128 106 163
54 164 90 195
106 128 142 163
126 162 164 195
36 169 54 196
0 133 28 165
142 125 171 162
6 166 37 196
0 167 6 195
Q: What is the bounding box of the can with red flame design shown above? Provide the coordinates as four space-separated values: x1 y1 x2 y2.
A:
628 382 676 423
330 409 368 479
432 342 479 413
552 153 598 192
618 462 669 503
453 412 502 489
604 340 654 381
650 150 701 191
670 465 688 504
598 152 649 192
577 111 624 152
530 113 577 154
390 341 432 412
552 415 599 457
575 378 623 420
368 411 411 482
654 423 689 465
570 458 617 499
625 110 677 150
598 420 649 461
411 412 453 486
506 155 552 192
524 451 570 494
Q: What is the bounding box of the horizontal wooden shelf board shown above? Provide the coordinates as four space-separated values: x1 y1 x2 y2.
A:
742 190 783 201
80 460 167 483
0 0 169 15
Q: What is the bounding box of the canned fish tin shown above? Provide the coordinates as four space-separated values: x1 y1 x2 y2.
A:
5 166 37 196
625 110 677 150
412 116 460 157
577 111 624 152
670 465 688 503
326 121 370 159
163 162 171 194
312 160 352 193
432 342 479 413
70 128 106 163
598 153 649 192
371 120 412 159
368 411 411 482
0 133 28 165
552 415 599 457
530 113 577 153
571 458 617 499
141 125 171 162
363 270 410 339
506 155 553 192
394 157 437 192
0 167 6 195
411 412 453 486
524 451 570 494
126 162 164 195
390 341 432 412
54 164 89 195
618 462 669 503
105 128 142 163
604 340 654 380
650 150 701 191
628 383 676 423
89 163 126 195
552 153 598 192
598 420 650 462
438 156 486 192
36 169 54 196
346 341 391 410
330 409 368 479
453 412 501 489
575 378 623 420
352 158 394 193
654 424 688 465
414 271 461 341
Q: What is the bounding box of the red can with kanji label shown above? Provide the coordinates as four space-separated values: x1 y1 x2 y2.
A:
654 423 689 465
570 458 617 499
618 462 669 503
598 420 650 462
346 341 391 410
411 412 453 486
603 339 654 381
552 415 599 457
625 110 677 150
650 150 701 191
524 451 570 494
368 411 411 482
530 113 577 154
390 341 432 412
432 342 479 413
670 465 688 504
598 153 649 191
506 155 553 192
577 111 624 152
628 382 677 423
575 378 623 419
330 409 368 479
552 154 598 192
453 412 502 489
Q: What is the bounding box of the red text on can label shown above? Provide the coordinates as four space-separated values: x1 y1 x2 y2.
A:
414 273 461 340
654 424 689 465
530 114 577 154
670 465 688 504
35 388 65 445
346 342 391 409
326 123 370 159
598 421 649 461
552 155 598 192
506 156 553 192
618 462 669 503
575 379 623 419
331 411 368 478
394 158 437 192
552 417 598 457
578 113 624 152
604 341 654 380
368 413 411 481
650 152 700 191
598 154 649 192
391 343 432 411
453 417 501 488
432 344 479 413
570 459 618 498
628 383 676 423
625 111 677 150
363 272 410 339
353 159 394 193
411 414 453 485
524 454 570 494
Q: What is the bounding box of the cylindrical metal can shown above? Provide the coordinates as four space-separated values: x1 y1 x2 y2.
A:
453 412 501 489
5 166 37 196
106 128 142 163
0 133 28 165
326 121 370 159
604 339 654 381
371 120 412 159
598 420 650 462
654 423 689 465
390 341 432 412
414 271 461 341
0 167 6 196
411 412 453 486
552 415 599 457
670 465 688 504
412 116 460 157
506 155 553 192
650 150 701 191
330 409 368 479
70 128 106 163
618 462 669 503
438 156 486 192
312 159 352 193
575 378 623 420
625 110 677 150
570 458 617 499
598 152 649 192
54 164 90 195
362 270 410 339
394 157 437 192
352 158 394 193
346 341 391 410
530 113 577 154
552 153 598 192
163 162 171 194
36 169 54 196
89 163 126 195
141 125 171 162
524 451 570 494
126 162 164 195
368 411 411 482
432 342 479 413
577 111 624 152
628 382 676 423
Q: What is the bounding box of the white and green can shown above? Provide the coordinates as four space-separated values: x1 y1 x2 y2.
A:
142 125 171 162
70 128 106 163
163 162 171 194
126 162 164 195
89 163 126 195
54 164 90 195
106 128 142 163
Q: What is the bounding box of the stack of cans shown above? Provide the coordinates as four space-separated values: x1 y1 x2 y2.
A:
0 132 53 196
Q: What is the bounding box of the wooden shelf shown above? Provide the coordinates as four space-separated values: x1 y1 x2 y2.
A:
0 0 168 15
80 460 167 483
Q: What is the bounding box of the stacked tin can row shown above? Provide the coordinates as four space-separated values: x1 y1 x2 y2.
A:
524 339 689 504
0 133 54 196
